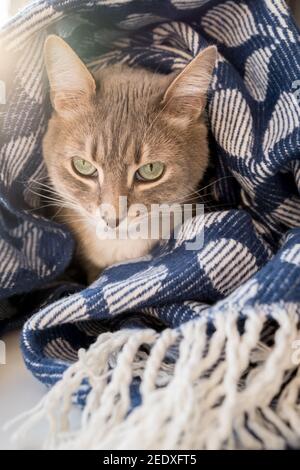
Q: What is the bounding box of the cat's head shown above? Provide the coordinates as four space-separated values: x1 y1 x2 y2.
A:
43 35 217 232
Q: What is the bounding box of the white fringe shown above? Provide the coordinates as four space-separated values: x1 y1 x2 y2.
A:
7 305 300 449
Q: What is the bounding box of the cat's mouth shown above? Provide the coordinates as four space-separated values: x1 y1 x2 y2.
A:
95 213 151 240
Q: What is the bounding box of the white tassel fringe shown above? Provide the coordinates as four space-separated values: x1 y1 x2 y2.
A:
6 305 300 449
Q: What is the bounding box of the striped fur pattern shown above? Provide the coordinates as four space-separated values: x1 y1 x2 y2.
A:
1 0 300 448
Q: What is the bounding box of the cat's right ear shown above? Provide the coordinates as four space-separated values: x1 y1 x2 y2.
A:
162 46 217 120
44 35 96 116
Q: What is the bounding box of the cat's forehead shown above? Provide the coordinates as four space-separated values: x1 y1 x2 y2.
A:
82 67 171 164
93 66 169 118
95 65 169 96
86 130 140 167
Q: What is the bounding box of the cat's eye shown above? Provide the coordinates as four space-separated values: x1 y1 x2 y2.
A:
72 158 97 177
136 162 165 182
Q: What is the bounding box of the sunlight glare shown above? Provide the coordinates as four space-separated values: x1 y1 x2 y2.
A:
0 1 9 27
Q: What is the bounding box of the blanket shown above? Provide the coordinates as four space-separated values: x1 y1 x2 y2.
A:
1 0 300 449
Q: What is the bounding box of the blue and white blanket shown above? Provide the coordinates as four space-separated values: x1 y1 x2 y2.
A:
1 0 300 449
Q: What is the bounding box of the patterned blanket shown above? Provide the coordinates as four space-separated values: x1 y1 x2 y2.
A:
1 0 300 449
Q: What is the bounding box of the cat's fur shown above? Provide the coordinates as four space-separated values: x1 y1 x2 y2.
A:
43 36 217 282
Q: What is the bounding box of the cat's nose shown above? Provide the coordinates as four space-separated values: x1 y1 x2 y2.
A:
103 214 120 229
99 201 125 229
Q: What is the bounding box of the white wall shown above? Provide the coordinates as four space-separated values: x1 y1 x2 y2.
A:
0 1 10 26
9 0 30 15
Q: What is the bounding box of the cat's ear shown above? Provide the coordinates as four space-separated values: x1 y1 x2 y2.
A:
44 35 96 116
162 46 217 120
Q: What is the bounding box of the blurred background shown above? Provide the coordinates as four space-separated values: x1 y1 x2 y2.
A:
0 0 30 26
0 0 300 26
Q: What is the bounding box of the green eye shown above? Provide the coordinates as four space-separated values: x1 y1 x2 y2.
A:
136 162 165 182
72 158 97 177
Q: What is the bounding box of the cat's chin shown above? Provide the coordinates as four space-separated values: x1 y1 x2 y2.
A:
82 237 158 284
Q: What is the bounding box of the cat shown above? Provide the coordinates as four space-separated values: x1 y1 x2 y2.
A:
42 35 217 283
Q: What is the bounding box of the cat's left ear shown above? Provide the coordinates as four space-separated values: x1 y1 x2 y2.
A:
163 46 217 119
44 35 96 116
